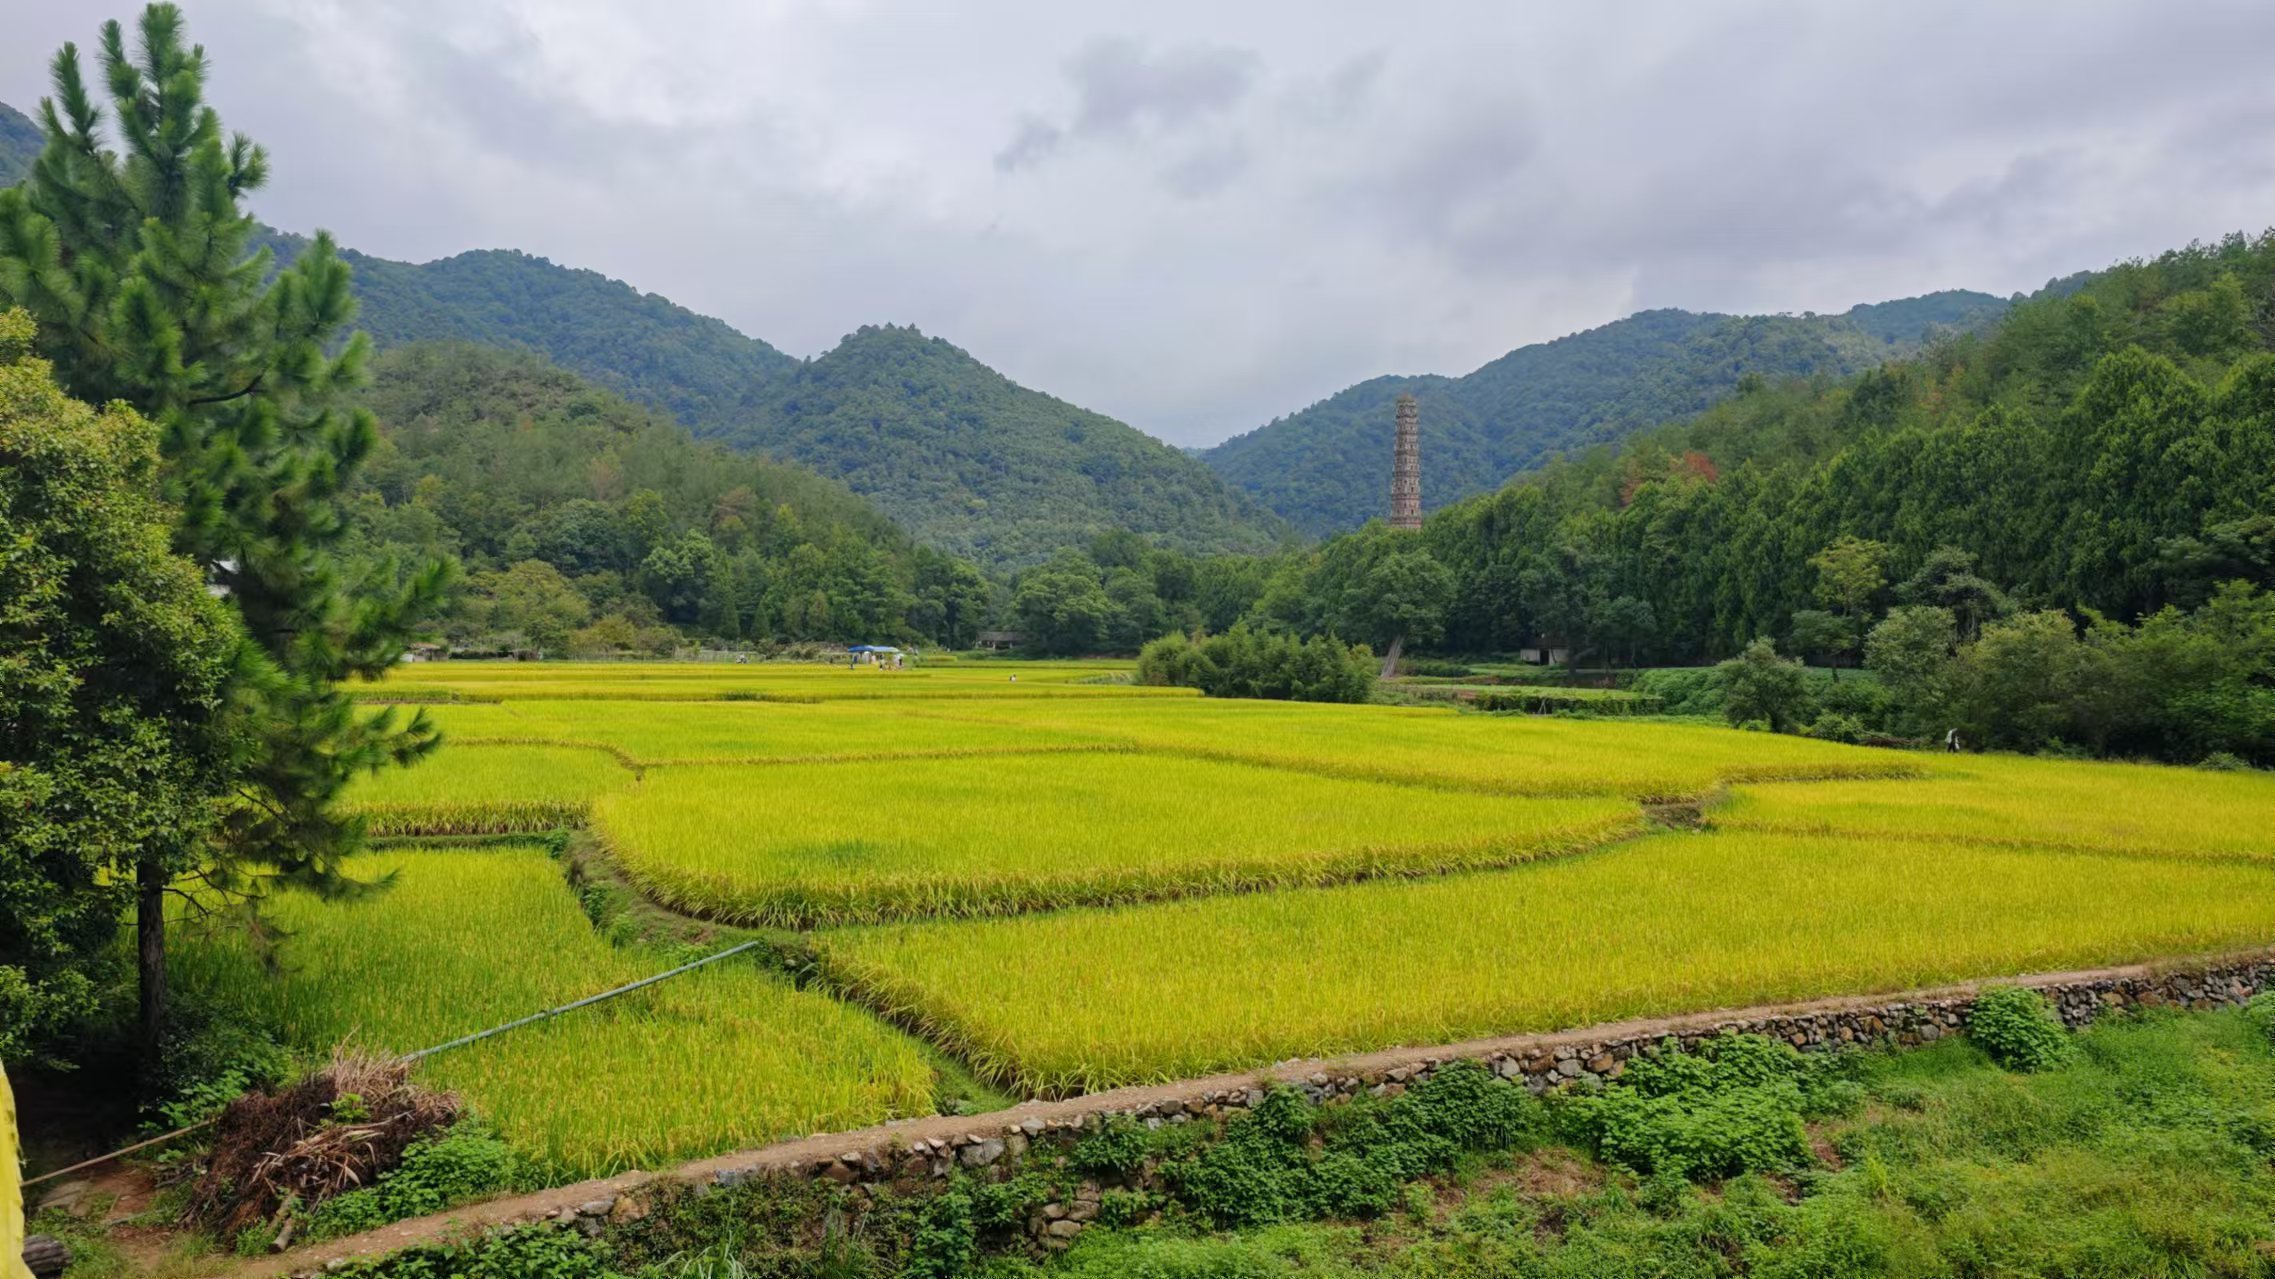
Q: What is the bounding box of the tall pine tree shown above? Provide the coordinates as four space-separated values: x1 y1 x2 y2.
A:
0 5 449 1048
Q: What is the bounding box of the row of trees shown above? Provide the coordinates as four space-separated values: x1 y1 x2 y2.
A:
1715 578 2275 765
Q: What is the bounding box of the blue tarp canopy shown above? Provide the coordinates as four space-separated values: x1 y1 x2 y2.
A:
846 645 901 653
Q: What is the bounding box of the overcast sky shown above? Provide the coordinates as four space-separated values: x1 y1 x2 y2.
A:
8 1 2274 446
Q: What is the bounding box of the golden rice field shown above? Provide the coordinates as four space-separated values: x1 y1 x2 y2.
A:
591 755 1641 926
170 845 935 1175
232 658 2275 1171
811 829 2275 1094
342 743 638 835
371 658 1191 703
910 698 1921 797
1716 753 2275 861
419 699 1125 765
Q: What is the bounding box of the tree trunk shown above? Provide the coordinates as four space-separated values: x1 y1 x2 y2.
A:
137 853 167 1058
1380 634 1405 680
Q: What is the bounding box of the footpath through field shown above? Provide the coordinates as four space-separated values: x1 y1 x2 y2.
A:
227 946 2275 1278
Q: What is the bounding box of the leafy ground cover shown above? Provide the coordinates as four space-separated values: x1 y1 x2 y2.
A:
812 829 2275 1094
1716 751 2275 861
170 844 936 1176
593 755 1641 927
342 743 638 835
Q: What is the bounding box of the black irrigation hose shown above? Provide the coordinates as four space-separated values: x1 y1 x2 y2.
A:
21 939 765 1188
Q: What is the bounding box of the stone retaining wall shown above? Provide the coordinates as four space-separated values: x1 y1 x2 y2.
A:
272 948 2275 1275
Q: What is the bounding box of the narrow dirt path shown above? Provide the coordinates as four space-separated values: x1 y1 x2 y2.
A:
225 947 2267 1278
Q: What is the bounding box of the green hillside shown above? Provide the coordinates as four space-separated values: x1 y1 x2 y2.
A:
1416 232 2275 660
251 225 1283 566
724 324 1290 566
0 100 42 185
350 341 992 648
1206 293 2007 537
257 226 799 431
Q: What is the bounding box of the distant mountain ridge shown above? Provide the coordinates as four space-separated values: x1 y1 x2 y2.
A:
1204 292 2009 537
719 323 1288 564
256 228 801 433
0 100 42 185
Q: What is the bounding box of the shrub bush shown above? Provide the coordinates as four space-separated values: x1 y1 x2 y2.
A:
1566 1035 1827 1180
1967 986 2072 1071
2243 993 2275 1048
1804 712 1867 743
1071 1116 1150 1179
1137 628 1374 703
1163 1063 1546 1228
1630 666 1725 717
306 1123 527 1241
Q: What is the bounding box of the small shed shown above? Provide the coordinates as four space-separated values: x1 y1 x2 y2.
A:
976 630 1024 652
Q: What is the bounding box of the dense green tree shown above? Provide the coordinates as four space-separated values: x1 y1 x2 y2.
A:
1896 546 2011 641
1346 547 1456 651
908 549 995 650
1785 609 1851 677
463 560 590 654
1718 639 1814 732
1012 553 1119 655
1807 536 1889 673
1946 611 2100 752
1864 606 1958 735
638 531 724 626
0 310 237 1057
1596 595 1658 668
0 7 447 1044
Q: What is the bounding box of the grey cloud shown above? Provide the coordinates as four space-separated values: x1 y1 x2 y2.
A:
998 36 1258 173
1157 141 1250 199
1332 98 1540 266
1067 38 1257 136
994 116 1063 172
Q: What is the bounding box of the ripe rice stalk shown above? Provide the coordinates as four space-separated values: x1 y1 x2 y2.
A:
1714 753 2275 862
908 700 1922 799
810 828 2275 1096
591 754 1643 928
342 743 636 835
169 845 936 1176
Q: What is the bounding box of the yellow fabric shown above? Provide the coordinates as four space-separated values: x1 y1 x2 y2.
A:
2 1061 29 1279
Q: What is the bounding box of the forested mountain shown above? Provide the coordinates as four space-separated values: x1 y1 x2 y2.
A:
254 225 1284 566
1206 292 2008 537
349 342 994 651
0 100 38 186
256 226 800 430
1407 234 2273 659
721 324 1290 565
